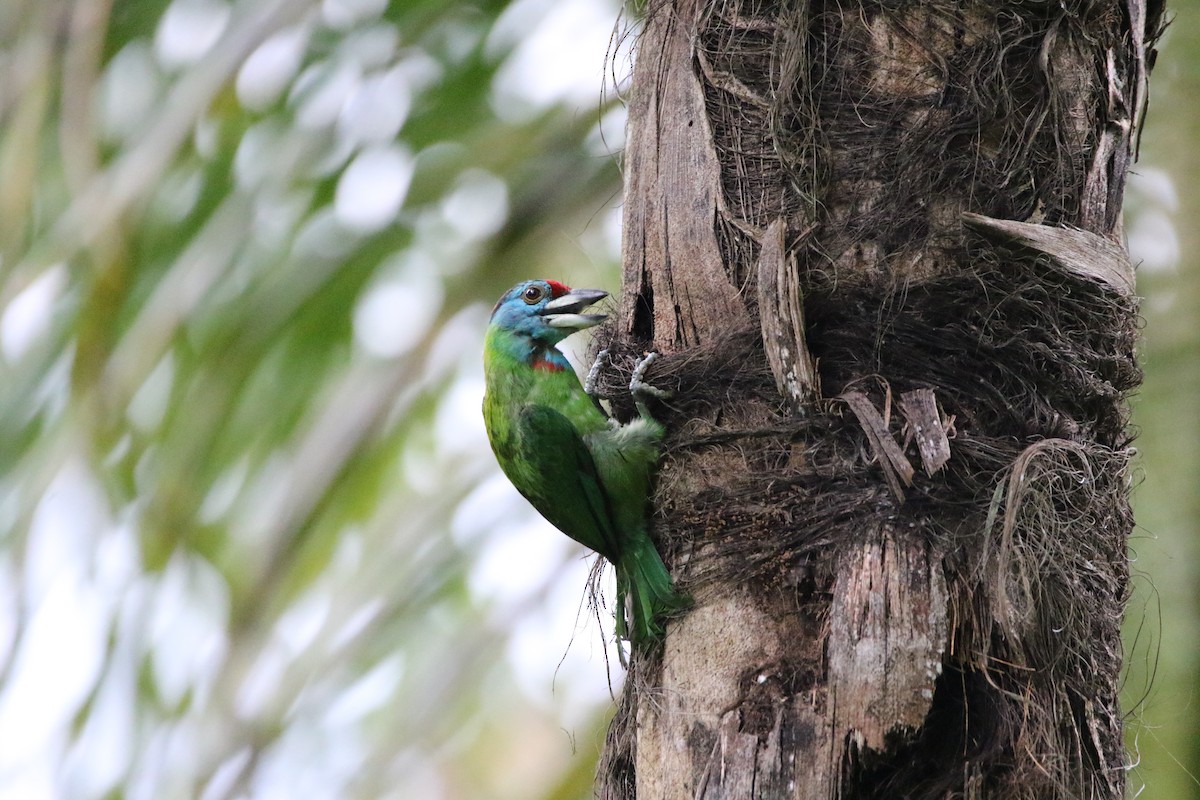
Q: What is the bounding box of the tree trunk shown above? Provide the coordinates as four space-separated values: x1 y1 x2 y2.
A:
594 0 1162 797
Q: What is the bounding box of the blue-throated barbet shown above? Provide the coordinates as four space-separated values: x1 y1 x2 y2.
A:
482 279 686 645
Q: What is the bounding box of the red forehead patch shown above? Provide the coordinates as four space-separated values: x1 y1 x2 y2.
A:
544 280 570 297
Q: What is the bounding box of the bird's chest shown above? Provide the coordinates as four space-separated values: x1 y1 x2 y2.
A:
484 363 603 470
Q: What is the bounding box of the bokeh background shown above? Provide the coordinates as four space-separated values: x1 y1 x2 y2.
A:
0 0 1193 798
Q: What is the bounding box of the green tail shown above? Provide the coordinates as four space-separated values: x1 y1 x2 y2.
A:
615 534 689 646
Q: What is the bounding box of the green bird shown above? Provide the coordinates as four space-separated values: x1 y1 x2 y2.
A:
482 279 686 647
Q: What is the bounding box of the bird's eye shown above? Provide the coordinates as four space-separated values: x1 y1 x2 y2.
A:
522 286 544 304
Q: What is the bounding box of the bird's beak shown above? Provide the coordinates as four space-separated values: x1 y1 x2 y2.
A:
539 288 608 330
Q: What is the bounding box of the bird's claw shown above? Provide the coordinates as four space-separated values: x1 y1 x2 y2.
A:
630 352 671 418
585 348 610 398
630 352 671 399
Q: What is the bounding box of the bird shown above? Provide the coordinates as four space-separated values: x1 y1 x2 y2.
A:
482 279 687 648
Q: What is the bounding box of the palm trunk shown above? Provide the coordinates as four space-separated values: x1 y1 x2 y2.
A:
596 0 1162 797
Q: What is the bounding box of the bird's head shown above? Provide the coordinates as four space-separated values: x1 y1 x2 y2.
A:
489 280 608 345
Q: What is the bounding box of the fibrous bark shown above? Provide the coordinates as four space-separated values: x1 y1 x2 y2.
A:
593 0 1162 797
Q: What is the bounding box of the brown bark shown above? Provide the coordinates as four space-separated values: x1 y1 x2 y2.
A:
598 0 1161 797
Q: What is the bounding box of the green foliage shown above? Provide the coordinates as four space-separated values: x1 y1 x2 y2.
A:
1121 2 1200 793
0 0 625 797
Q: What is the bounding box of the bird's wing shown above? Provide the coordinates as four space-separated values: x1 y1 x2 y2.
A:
514 404 621 562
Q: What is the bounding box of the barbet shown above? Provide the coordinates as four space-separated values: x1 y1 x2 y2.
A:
482 279 686 646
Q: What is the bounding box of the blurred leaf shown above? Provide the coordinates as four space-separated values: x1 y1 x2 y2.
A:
0 0 626 798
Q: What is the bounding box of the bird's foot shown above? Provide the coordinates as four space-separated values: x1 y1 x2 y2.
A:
630 351 672 418
630 352 672 399
584 348 610 398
